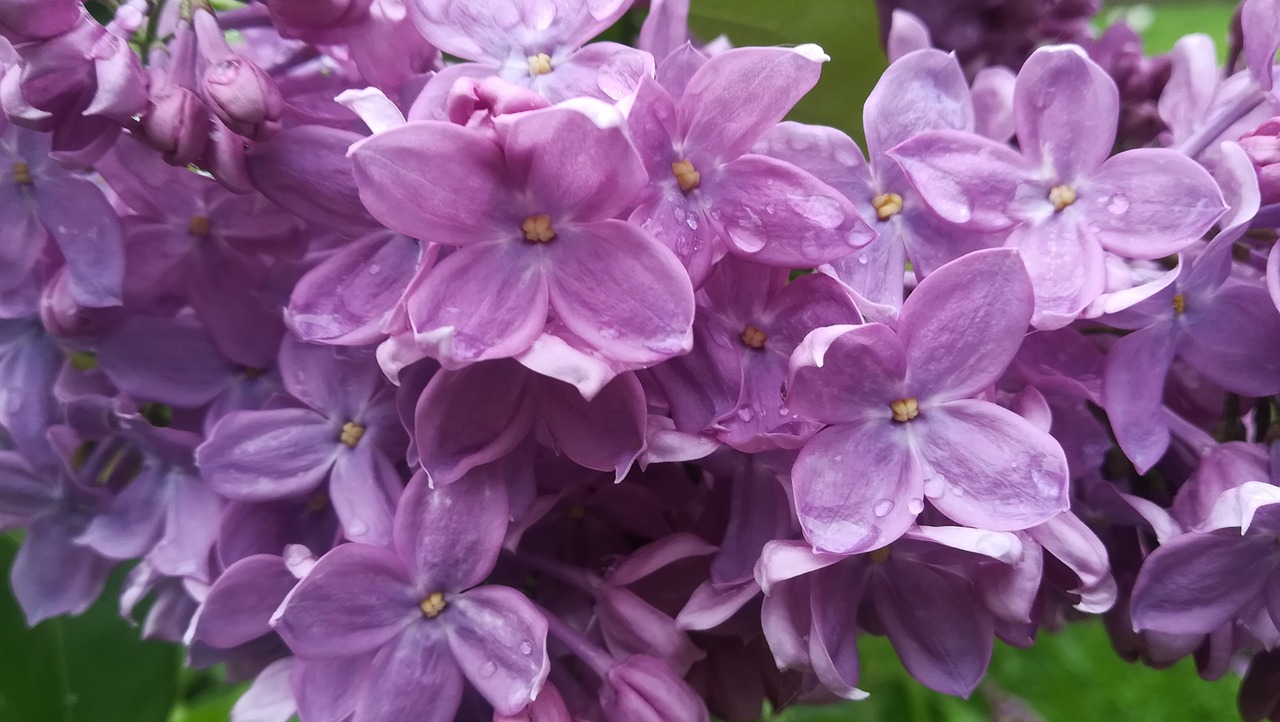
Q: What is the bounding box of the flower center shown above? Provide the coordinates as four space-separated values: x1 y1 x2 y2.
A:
188 215 212 237
741 324 768 349
567 503 587 520
1049 185 1076 212
871 192 903 221
890 398 919 423
340 421 365 447
1172 293 1186 315
12 162 31 186
420 591 447 619
869 547 891 563
306 493 330 513
672 160 701 193
522 214 555 243
527 53 553 76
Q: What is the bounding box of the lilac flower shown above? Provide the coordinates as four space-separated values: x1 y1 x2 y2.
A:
627 46 875 285
891 46 1226 329
197 339 404 546
0 125 123 308
273 473 550 721
407 0 650 104
756 49 996 320
786 249 1069 554
350 101 695 368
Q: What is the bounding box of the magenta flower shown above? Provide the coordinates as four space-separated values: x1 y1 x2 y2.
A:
351 102 695 368
627 46 876 285
273 473 550 721
890 45 1226 328
786 249 1069 554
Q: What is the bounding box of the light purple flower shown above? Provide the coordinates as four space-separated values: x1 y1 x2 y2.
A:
351 101 695 368
273 472 550 721
891 45 1226 328
786 249 1069 554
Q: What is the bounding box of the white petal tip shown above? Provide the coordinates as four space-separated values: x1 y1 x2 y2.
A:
794 44 830 63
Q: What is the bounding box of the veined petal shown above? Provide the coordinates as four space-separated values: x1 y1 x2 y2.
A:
445 585 550 716
33 173 124 307
546 220 694 365
1180 285 1280 397
1243 0 1280 91
354 622 463 722
329 445 401 547
1006 215 1106 330
864 49 973 161
393 471 508 592
197 409 338 501
1014 46 1118 181
408 0 631 62
274 543 418 659
916 399 1069 532
791 421 920 555
191 554 297 649
787 323 905 426
888 129 1032 231
533 371 645 481
899 248 1034 402
1103 321 1178 473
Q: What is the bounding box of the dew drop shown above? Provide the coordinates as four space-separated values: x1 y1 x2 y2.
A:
1105 194 1130 215
367 263 382 275
922 475 946 499
736 407 755 422
777 405 791 417
907 498 925 514
479 661 497 678
873 499 895 517
519 641 533 655
949 484 965 498
346 520 369 538
976 533 1011 558
857 254 869 265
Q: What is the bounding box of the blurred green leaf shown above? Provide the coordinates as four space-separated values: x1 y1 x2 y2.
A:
0 536 181 722
1103 1 1238 58
688 0 887 144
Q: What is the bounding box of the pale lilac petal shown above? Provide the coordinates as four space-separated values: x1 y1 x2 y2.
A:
274 543 418 658
886 10 931 62
502 103 647 221
33 174 124 307
1159 34 1219 139
710 154 873 265
683 46 827 162
13 516 112 625
393 471 508 592
293 654 373 722
864 49 973 160
287 233 421 347
821 233 906 322
628 191 722 287
150 468 221 580
1015 46 1118 181
787 323 905 426
197 409 338 501
1243 0 1280 91
638 0 690 62
409 0 631 62
809 562 870 700
598 586 702 674
0 189 43 293
529 44 654 104
97 316 235 408
445 585 550 716
75 464 165 560
1130 530 1275 635
329 445 401 547
872 563 992 697
278 336 384 417
1007 216 1106 330
546 220 694 364
350 121 517 245
1102 321 1178 473
1081 149 1225 258
899 248 1033 401
414 360 534 486
407 242 550 367
917 399 1069 532
231 658 296 722
1269 243 1280 312
354 623 463 722
888 129 1032 231
791 421 920 555
971 67 1016 142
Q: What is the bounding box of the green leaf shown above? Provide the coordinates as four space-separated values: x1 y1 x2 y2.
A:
687 0 887 145
1103 2 1239 60
0 536 181 722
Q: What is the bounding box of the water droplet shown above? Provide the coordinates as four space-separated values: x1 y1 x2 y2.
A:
599 327 620 340
949 484 965 498
346 520 369 538
976 533 1011 558
873 499 895 517
686 214 699 230
367 263 382 275
777 405 791 416
923 475 946 498
857 254 869 265
907 498 924 514
519 641 533 655
479 661 497 678
736 407 754 422
1105 194 1129 215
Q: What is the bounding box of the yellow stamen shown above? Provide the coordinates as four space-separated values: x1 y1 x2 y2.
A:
306 493 330 513
871 192 903 221
522 214 555 243
890 398 919 423
1049 184 1077 212
69 351 98 372
12 162 31 186
567 503 587 520
1172 293 1186 315
672 159 701 193
340 421 365 448
527 53 553 76
188 215 212 237
869 547 891 563
741 324 768 349
420 591 447 618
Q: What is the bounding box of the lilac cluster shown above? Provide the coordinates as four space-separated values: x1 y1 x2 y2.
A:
2 1 1280 721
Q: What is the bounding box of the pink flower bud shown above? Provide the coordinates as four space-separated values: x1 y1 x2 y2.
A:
1240 118 1280 205
193 10 282 140
142 84 211 166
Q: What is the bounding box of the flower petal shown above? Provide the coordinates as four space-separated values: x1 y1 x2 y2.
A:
192 554 298 649
864 49 973 161
1014 46 1118 181
197 409 338 501
1102 321 1178 473
1181 285 1280 397
787 323 905 426
888 129 1032 231
393 470 508 592
329 445 401 547
533 371 645 481
445 585 550 716
1006 215 1106 330
354 623 464 722
916 399 1069 532
33 173 124 307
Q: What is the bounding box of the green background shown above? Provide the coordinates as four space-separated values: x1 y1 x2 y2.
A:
1 1 1246 720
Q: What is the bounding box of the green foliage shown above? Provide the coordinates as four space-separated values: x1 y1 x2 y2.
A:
1103 1 1239 58
688 0 887 145
0 536 181 722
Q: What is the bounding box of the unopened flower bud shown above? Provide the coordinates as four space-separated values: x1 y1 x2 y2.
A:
599 655 710 722
142 84 212 166
194 10 283 140
1240 118 1280 205
0 0 80 43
